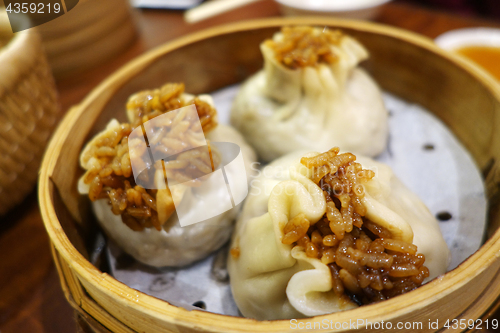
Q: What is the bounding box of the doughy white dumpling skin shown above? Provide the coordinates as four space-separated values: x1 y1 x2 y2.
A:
227 151 449 320
231 27 388 162
79 93 257 267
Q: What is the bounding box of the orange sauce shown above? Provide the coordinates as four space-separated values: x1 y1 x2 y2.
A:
455 46 500 80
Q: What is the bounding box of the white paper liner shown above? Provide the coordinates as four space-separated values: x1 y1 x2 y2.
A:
103 84 487 316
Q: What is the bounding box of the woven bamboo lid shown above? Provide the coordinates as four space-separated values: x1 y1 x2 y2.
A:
0 10 59 214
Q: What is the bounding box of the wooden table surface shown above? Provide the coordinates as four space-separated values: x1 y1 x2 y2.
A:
1 1 500 332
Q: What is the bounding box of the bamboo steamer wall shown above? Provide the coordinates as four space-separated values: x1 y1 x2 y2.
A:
34 0 137 79
39 18 500 333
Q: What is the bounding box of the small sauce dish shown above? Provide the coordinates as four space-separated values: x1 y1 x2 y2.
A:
275 0 392 20
435 28 500 80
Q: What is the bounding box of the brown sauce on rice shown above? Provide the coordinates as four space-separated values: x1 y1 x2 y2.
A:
82 83 219 231
283 147 429 304
266 26 343 69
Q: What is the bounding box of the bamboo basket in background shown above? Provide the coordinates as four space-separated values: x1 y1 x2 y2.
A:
34 0 137 79
0 10 59 215
40 18 500 332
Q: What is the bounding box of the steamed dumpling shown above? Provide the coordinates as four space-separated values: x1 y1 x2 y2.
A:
78 83 257 267
227 148 449 320
231 26 388 162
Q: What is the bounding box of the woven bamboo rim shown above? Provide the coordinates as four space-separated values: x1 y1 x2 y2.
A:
0 10 59 215
40 17 500 332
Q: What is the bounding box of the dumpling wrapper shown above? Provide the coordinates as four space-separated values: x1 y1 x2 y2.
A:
79 96 257 267
227 151 450 320
231 28 388 162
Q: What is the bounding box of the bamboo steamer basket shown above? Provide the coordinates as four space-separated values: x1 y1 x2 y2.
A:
40 17 500 333
34 0 137 79
0 10 59 215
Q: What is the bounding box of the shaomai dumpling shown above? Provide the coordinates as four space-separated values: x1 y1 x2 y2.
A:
231 26 388 162
227 147 449 320
78 83 257 267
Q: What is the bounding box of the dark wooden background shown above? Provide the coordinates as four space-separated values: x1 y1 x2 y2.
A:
1 1 500 332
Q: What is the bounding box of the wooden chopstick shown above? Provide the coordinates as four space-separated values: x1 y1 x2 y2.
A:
184 0 259 23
